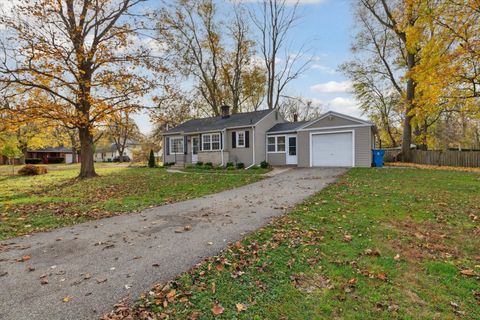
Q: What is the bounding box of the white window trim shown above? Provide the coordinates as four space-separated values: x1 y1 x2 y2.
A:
202 133 221 151
236 131 246 148
169 137 184 154
309 130 355 167
267 135 286 153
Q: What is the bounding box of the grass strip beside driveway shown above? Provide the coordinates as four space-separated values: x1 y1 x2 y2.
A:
104 167 480 320
0 166 263 240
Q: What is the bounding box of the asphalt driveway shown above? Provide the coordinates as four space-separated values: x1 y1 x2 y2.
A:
0 168 346 320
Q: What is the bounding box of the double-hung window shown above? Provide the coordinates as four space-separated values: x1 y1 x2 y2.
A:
267 136 286 152
170 137 184 154
236 131 245 148
202 133 221 151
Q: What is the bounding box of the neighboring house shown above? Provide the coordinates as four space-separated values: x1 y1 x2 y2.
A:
162 106 375 168
26 147 75 164
94 142 139 162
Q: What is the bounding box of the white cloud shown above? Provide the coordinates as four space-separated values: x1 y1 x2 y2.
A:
311 63 336 74
325 97 361 116
310 80 352 94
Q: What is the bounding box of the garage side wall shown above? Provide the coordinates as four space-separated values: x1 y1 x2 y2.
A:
297 126 372 167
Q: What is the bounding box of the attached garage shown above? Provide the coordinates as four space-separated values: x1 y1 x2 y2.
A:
266 111 375 168
311 131 354 167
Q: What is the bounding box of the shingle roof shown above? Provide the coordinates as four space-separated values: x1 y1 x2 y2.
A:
267 121 308 133
164 109 274 134
27 147 73 153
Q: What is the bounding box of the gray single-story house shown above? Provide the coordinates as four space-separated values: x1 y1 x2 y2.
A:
162 106 375 168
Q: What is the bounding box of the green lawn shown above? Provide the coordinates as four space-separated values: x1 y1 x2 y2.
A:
0 164 264 240
104 168 480 320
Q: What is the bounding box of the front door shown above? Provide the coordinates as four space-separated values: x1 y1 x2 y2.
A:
191 137 199 163
286 135 298 165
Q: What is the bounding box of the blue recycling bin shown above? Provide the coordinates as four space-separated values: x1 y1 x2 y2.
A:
372 149 385 167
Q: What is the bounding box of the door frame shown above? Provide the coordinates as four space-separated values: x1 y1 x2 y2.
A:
309 130 355 167
191 136 199 163
286 134 298 165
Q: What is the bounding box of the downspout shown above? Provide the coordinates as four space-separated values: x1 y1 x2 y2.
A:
265 134 268 164
246 126 256 169
221 129 226 166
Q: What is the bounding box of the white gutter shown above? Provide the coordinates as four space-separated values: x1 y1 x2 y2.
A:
246 127 256 169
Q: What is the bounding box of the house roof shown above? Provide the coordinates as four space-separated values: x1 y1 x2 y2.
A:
27 147 73 153
96 142 138 153
163 109 274 134
267 121 308 133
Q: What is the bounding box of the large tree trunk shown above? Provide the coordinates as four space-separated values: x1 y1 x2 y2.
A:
401 52 416 160
71 147 77 163
78 127 97 178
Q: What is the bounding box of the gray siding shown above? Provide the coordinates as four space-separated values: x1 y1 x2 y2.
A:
254 110 285 165
267 152 286 166
226 128 253 166
163 134 195 165
305 116 359 128
297 126 373 167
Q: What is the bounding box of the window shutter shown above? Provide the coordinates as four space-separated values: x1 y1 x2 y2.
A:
245 131 250 148
184 136 188 154
166 137 170 155
199 134 203 151
232 132 236 148
220 132 223 150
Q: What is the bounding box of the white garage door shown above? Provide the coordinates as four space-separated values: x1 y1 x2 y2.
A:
311 132 353 167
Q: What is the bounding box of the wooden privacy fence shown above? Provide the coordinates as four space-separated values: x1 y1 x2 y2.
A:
391 149 480 167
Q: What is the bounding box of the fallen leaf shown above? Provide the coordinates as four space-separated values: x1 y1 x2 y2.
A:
188 312 201 320
62 296 72 303
184 225 192 231
377 272 388 281
460 269 477 276
211 305 224 315
0 272 8 277
28 266 35 272
96 278 107 284
16 255 31 262
236 303 247 312
207 242 213 245
41 279 49 285
166 289 176 299
393 254 401 260
343 234 353 242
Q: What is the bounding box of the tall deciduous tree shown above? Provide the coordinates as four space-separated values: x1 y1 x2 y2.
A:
278 96 323 122
347 0 424 155
157 0 265 116
106 110 140 162
220 8 265 113
0 0 158 178
250 0 311 110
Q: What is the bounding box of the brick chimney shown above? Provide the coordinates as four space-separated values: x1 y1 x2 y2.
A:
221 105 230 118
293 113 298 122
